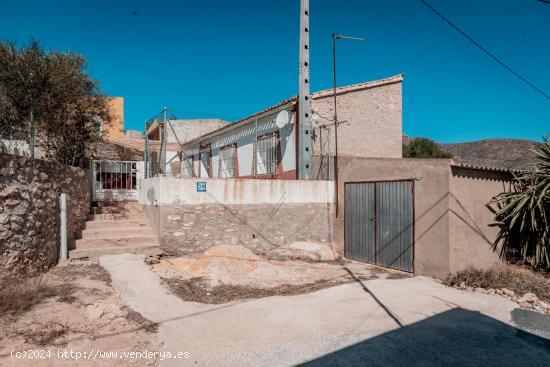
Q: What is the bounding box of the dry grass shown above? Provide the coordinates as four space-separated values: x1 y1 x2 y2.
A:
0 276 57 318
444 264 550 302
165 277 346 304
49 264 112 285
20 321 70 346
124 307 159 333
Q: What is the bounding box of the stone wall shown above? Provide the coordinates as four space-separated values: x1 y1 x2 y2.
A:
311 75 403 159
139 177 335 256
160 203 333 256
0 154 90 278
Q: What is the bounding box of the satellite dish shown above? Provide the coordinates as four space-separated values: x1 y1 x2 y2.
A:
311 112 321 127
275 110 291 129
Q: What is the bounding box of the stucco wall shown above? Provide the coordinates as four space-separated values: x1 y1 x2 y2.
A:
140 177 333 206
139 177 334 255
311 78 403 159
335 157 510 277
0 154 90 278
448 167 511 273
335 157 451 276
178 106 297 178
103 97 125 138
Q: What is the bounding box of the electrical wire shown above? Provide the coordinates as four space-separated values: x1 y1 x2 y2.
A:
419 0 550 101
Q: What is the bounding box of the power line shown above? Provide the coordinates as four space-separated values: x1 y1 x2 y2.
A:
419 0 550 101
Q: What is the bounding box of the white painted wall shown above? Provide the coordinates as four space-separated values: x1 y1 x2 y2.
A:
178 106 296 178
139 177 334 206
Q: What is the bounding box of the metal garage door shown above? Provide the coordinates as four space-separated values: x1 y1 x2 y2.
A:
345 181 414 272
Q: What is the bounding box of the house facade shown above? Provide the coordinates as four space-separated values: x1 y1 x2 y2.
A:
170 74 403 180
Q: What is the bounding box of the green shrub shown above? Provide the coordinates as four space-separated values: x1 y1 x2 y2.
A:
403 137 452 158
487 139 550 270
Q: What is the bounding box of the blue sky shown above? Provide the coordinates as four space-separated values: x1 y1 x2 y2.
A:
1 0 549 143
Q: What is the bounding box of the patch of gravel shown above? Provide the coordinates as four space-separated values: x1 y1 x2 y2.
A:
164 276 367 304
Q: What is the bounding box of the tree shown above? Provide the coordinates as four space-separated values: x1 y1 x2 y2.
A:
0 40 111 166
487 139 550 270
402 137 453 158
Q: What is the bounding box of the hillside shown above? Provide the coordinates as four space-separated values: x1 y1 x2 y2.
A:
403 135 539 170
441 139 539 170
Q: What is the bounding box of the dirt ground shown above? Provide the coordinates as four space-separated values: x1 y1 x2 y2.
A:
0 261 157 367
150 245 408 303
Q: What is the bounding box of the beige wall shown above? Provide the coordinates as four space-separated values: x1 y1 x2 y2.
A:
335 157 510 277
103 97 124 138
448 167 510 273
311 78 402 159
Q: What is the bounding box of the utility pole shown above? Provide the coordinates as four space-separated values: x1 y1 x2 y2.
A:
332 33 364 217
29 95 34 159
298 0 312 179
29 71 35 159
161 106 168 177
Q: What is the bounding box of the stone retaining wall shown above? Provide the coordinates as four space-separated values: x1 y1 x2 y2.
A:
160 203 333 256
0 154 90 278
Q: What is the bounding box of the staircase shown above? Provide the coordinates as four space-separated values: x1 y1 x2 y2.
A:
70 201 159 259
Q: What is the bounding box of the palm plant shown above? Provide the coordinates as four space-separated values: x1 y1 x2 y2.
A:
487 138 550 270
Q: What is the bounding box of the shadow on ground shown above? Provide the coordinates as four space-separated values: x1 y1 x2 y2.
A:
299 307 550 367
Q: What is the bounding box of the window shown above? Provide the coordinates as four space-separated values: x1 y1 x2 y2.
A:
200 144 212 177
219 144 237 178
254 132 279 177
181 155 194 177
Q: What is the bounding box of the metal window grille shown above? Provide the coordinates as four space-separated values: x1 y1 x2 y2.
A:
181 156 194 177
255 133 278 176
219 144 236 178
94 161 138 190
200 146 212 177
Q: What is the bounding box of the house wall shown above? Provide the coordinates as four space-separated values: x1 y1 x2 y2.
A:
311 78 403 159
139 177 333 256
179 106 297 179
0 154 90 279
103 97 125 138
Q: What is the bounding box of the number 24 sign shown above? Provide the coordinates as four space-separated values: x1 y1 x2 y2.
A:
196 182 207 192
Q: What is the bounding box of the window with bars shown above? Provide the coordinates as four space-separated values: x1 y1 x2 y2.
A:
255 132 279 176
218 144 237 178
200 145 212 177
181 155 194 177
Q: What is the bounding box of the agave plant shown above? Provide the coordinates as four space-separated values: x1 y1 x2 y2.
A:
487 138 550 270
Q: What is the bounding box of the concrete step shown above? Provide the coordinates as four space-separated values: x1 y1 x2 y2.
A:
91 206 145 215
75 236 159 250
93 200 140 208
87 213 147 221
69 244 159 259
81 227 155 240
84 219 150 229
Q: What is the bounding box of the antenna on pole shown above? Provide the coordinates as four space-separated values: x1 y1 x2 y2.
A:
298 0 312 179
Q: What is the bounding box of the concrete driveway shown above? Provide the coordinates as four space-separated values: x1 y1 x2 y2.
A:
100 254 550 367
